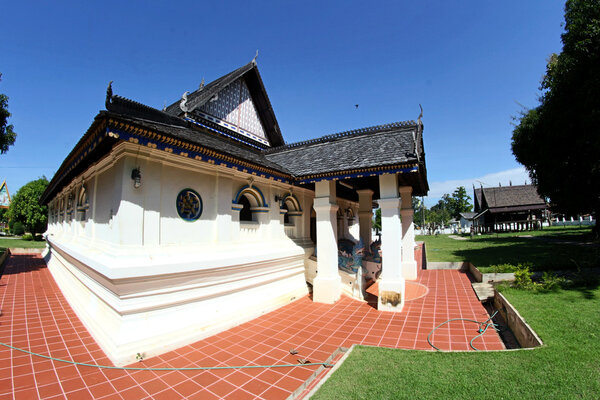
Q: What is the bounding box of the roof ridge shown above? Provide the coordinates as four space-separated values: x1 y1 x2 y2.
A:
264 120 416 153
106 93 188 127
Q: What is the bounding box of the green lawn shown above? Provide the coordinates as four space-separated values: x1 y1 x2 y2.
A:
313 285 600 399
0 237 47 249
418 226 598 271
314 226 600 399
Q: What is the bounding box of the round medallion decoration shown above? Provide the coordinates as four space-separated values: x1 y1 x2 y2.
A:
176 188 203 221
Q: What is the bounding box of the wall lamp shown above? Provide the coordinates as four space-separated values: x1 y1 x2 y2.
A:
131 168 142 189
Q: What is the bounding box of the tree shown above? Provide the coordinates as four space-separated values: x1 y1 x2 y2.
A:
428 199 451 228
511 0 600 237
446 186 472 219
373 208 381 231
0 73 17 154
8 177 49 235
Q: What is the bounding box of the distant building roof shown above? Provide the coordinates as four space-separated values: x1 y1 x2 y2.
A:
473 184 547 215
459 212 477 220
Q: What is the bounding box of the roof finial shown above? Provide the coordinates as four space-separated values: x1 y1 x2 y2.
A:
252 50 259 65
417 104 423 125
105 81 113 108
162 100 167 112
199 78 205 90
180 91 190 113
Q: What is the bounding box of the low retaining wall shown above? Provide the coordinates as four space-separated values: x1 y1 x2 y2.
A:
467 263 515 283
0 249 10 277
493 291 543 348
426 261 470 270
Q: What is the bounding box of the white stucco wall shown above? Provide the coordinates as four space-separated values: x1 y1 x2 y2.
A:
44 142 320 365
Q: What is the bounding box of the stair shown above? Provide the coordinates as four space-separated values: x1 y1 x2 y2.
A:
472 282 495 302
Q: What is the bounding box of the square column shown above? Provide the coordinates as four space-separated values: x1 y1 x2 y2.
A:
400 186 417 280
357 189 374 246
377 174 405 312
215 173 233 242
313 180 341 304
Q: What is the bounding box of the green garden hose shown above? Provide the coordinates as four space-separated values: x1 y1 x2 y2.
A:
0 342 333 371
427 310 500 351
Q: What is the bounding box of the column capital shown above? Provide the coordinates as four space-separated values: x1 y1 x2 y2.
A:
398 186 413 196
313 197 339 212
378 197 401 210
356 188 374 196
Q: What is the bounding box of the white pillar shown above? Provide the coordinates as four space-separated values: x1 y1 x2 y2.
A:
357 189 374 246
231 204 242 241
313 180 341 304
377 174 405 312
214 173 233 242
400 186 417 280
339 209 350 240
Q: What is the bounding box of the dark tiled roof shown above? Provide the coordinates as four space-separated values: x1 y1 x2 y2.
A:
474 188 483 211
164 61 285 147
478 185 546 210
264 122 421 177
106 112 289 174
107 95 187 127
42 70 430 203
164 63 254 115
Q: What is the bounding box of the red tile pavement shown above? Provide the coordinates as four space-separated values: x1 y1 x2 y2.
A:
0 253 504 399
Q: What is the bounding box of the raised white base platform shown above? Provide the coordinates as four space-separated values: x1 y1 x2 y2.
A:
45 235 309 366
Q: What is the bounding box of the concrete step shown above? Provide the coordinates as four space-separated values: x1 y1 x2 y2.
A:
472 282 495 302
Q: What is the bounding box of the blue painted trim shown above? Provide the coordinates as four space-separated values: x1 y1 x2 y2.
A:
185 117 266 150
296 166 419 185
233 185 268 207
107 127 290 184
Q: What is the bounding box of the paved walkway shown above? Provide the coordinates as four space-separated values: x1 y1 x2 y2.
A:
0 253 504 399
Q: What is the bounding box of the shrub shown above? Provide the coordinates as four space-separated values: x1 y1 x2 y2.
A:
513 265 533 289
539 271 565 292
12 221 25 236
22 233 33 241
34 234 43 241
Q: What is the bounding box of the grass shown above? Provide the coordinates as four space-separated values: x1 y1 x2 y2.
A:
313 285 600 399
418 226 598 271
0 237 46 249
313 225 600 399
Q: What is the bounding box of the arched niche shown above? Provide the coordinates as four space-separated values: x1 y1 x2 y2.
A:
77 185 90 222
232 185 269 222
281 194 302 225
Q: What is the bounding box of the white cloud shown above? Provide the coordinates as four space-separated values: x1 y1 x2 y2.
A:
424 167 530 206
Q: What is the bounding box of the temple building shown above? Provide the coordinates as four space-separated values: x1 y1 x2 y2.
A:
472 184 548 232
40 59 429 365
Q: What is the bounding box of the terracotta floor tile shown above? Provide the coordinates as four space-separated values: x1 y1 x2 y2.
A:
206 379 237 397
87 382 117 399
1 254 505 400
13 388 40 400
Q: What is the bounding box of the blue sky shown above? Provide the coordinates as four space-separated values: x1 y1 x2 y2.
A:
0 1 565 206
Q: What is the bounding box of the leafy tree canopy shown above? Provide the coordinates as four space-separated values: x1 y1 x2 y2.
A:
0 73 17 154
511 0 600 236
8 177 49 235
